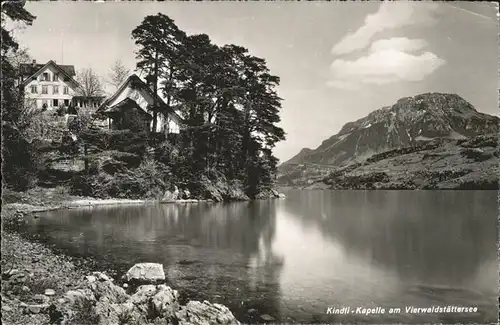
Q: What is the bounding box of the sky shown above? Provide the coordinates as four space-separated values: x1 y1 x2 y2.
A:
10 1 499 163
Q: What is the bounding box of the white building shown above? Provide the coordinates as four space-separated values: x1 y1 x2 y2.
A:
19 60 104 111
97 74 183 134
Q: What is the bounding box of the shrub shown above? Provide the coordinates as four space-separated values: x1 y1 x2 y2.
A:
81 129 148 156
460 148 493 162
68 299 100 325
111 151 142 168
1 123 38 191
23 111 67 142
154 140 180 166
70 160 171 199
1 188 25 203
458 134 498 148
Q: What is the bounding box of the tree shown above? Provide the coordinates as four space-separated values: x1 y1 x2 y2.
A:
1 1 35 55
1 0 37 191
132 13 186 133
1 1 35 124
4 46 31 71
75 68 105 98
108 59 130 90
130 12 286 198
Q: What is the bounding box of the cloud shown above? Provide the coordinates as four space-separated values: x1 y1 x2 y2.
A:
326 79 360 91
369 37 428 53
328 37 446 90
331 2 439 55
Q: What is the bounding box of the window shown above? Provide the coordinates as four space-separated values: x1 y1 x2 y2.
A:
53 85 59 94
53 73 59 82
63 86 69 95
42 73 50 81
64 99 70 107
30 85 37 94
42 86 48 94
53 99 59 107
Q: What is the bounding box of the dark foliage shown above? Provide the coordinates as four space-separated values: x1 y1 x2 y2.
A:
1 124 37 190
1 2 37 190
130 13 286 198
80 129 148 156
70 160 171 199
3 8 286 200
460 148 493 162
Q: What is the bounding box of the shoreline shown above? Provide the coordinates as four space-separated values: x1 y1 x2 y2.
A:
3 186 285 213
1 187 287 324
1 192 248 325
279 186 499 190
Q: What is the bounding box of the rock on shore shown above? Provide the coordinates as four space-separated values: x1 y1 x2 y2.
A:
124 263 165 284
49 268 239 325
1 229 240 325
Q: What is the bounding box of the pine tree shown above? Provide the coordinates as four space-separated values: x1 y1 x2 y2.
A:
132 13 185 133
1 0 37 190
131 13 286 198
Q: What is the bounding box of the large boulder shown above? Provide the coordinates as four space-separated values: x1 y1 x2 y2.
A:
175 300 240 325
125 263 166 284
128 284 179 320
254 189 286 200
162 186 179 202
49 269 239 325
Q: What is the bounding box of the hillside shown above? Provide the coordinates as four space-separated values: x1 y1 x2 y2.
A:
278 93 499 189
305 134 499 190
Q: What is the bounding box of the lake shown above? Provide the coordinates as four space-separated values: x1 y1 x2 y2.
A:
25 190 498 323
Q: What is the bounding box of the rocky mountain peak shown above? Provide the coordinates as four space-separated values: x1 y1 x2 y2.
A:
280 93 498 168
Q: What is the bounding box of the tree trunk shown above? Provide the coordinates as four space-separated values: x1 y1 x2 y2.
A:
165 93 171 141
84 143 89 171
151 51 159 134
164 68 174 141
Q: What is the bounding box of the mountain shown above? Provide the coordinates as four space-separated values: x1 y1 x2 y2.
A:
308 134 499 190
278 93 499 188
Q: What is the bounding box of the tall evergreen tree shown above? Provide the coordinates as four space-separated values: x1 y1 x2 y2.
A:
132 13 185 133
131 12 285 198
1 1 35 124
1 1 37 190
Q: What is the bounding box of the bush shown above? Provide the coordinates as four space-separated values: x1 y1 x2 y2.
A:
23 111 68 142
81 129 148 156
2 123 38 191
154 140 180 166
60 131 79 155
112 151 142 168
458 134 498 148
460 148 493 162
70 160 171 199
1 188 25 203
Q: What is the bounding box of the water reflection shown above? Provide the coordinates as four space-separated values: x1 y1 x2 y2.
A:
27 201 284 321
279 190 496 287
275 190 497 323
26 190 497 323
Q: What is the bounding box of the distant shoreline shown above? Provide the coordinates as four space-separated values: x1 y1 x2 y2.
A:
278 186 498 191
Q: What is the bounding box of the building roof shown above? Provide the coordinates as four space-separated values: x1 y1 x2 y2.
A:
103 97 152 120
97 74 183 122
20 60 79 87
20 63 75 77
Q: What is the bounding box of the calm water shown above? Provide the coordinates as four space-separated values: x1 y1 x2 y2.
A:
26 190 498 323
